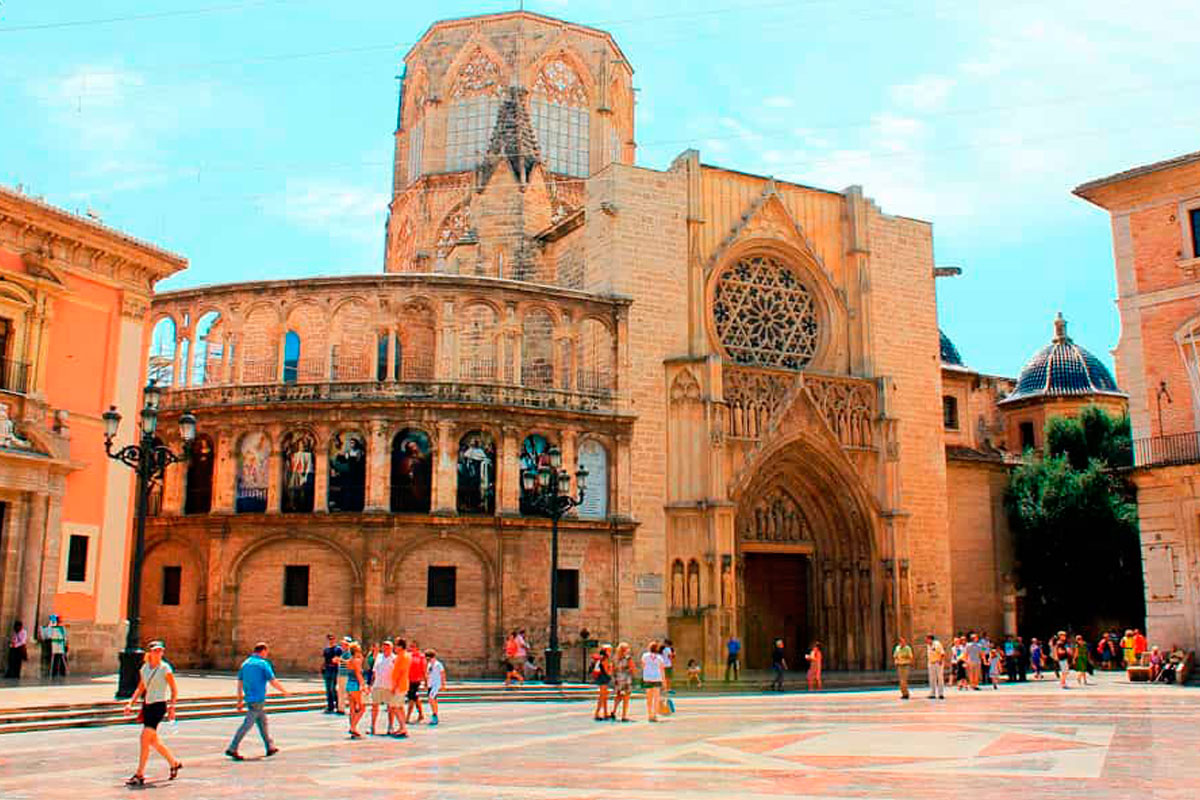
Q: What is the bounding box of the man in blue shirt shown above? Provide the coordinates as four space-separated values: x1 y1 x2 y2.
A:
725 636 741 682
225 642 288 760
321 634 341 713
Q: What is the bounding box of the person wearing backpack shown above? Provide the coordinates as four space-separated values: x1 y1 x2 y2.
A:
592 645 613 721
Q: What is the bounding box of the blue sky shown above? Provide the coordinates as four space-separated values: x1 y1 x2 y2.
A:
3 0 1198 377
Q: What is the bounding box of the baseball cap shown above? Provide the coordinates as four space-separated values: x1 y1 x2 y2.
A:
147 641 166 651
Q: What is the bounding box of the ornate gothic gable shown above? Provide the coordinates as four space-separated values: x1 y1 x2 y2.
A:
705 184 843 310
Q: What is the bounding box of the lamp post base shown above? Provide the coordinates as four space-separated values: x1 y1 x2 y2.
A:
115 648 145 699
544 647 563 685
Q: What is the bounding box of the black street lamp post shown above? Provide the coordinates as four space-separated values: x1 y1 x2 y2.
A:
103 380 195 699
520 446 587 686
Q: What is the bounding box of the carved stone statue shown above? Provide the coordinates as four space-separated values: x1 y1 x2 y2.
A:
0 404 31 449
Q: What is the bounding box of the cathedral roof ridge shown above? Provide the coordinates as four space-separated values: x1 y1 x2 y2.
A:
404 10 629 68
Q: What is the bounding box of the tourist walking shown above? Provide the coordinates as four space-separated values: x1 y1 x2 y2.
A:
344 642 366 738
123 641 182 786
1120 629 1136 668
725 635 741 681
893 636 914 699
369 640 396 735
592 644 613 720
405 642 426 724
321 634 341 713
770 638 787 691
952 636 968 689
806 642 822 690
389 638 411 738
964 633 983 690
336 635 353 713
926 634 946 700
225 641 288 759
640 641 665 722
1054 633 1071 689
5 620 27 679
1074 635 1091 685
613 642 635 722
1029 638 1043 679
41 614 68 678
425 649 445 726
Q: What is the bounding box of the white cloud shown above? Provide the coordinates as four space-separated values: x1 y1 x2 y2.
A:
272 180 388 245
889 75 955 112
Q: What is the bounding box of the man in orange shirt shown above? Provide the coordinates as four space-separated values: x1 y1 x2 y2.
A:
389 638 412 739
1133 629 1149 664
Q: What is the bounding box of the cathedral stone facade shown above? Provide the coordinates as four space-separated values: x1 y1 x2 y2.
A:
141 10 1120 676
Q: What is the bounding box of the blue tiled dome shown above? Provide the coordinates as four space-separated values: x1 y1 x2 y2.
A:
1000 313 1124 405
940 329 964 366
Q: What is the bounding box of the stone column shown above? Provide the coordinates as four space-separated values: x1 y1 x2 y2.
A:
433 421 457 514
437 300 455 381
365 419 389 512
162 435 185 516
385 330 397 381
614 433 633 518
17 493 48 639
213 429 235 514
498 426 521 516
313 425 330 513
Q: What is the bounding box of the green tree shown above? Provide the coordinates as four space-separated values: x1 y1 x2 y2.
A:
1006 406 1143 637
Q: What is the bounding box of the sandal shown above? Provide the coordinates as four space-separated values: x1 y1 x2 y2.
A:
125 774 145 787
169 762 182 780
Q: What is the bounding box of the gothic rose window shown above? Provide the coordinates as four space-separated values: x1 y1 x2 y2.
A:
712 255 819 370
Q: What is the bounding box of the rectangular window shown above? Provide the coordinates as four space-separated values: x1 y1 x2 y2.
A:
66 534 88 583
1019 421 1036 452
283 565 310 607
1190 207 1200 259
427 566 457 608
446 97 500 171
556 568 580 609
161 566 182 606
942 396 959 430
531 99 589 177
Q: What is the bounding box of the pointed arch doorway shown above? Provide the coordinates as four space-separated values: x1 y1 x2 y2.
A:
734 438 882 672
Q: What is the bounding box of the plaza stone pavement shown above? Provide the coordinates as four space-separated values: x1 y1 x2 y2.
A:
0 673 1196 800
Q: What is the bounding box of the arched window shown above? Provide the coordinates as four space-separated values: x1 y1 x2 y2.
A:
436 202 472 265
235 432 270 513
522 309 555 389
518 434 555 515
190 311 223 386
391 428 432 513
330 301 372 381
713 254 820 371
283 330 300 384
1177 319 1200 427
281 430 316 513
184 434 215 514
576 439 608 519
456 431 496 515
459 304 497 381
578 318 614 394
531 57 589 177
240 305 278 384
148 317 176 387
398 302 437 380
446 48 504 171
328 431 366 513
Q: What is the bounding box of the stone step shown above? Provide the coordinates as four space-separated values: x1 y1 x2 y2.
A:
0 684 601 734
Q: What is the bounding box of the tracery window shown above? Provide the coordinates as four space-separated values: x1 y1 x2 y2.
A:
712 255 819 370
531 58 589 177
446 48 504 171
436 202 472 263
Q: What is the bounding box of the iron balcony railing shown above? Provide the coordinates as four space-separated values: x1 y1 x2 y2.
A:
0 358 30 395
1133 431 1200 468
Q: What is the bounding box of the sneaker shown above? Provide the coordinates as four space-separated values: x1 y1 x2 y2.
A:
430 716 438 726
265 748 279 757
225 750 244 761
393 731 408 739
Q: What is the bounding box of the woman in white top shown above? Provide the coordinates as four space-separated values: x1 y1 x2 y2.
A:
640 641 665 722
123 641 182 786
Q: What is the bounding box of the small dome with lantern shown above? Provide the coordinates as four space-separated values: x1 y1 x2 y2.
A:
999 313 1125 405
